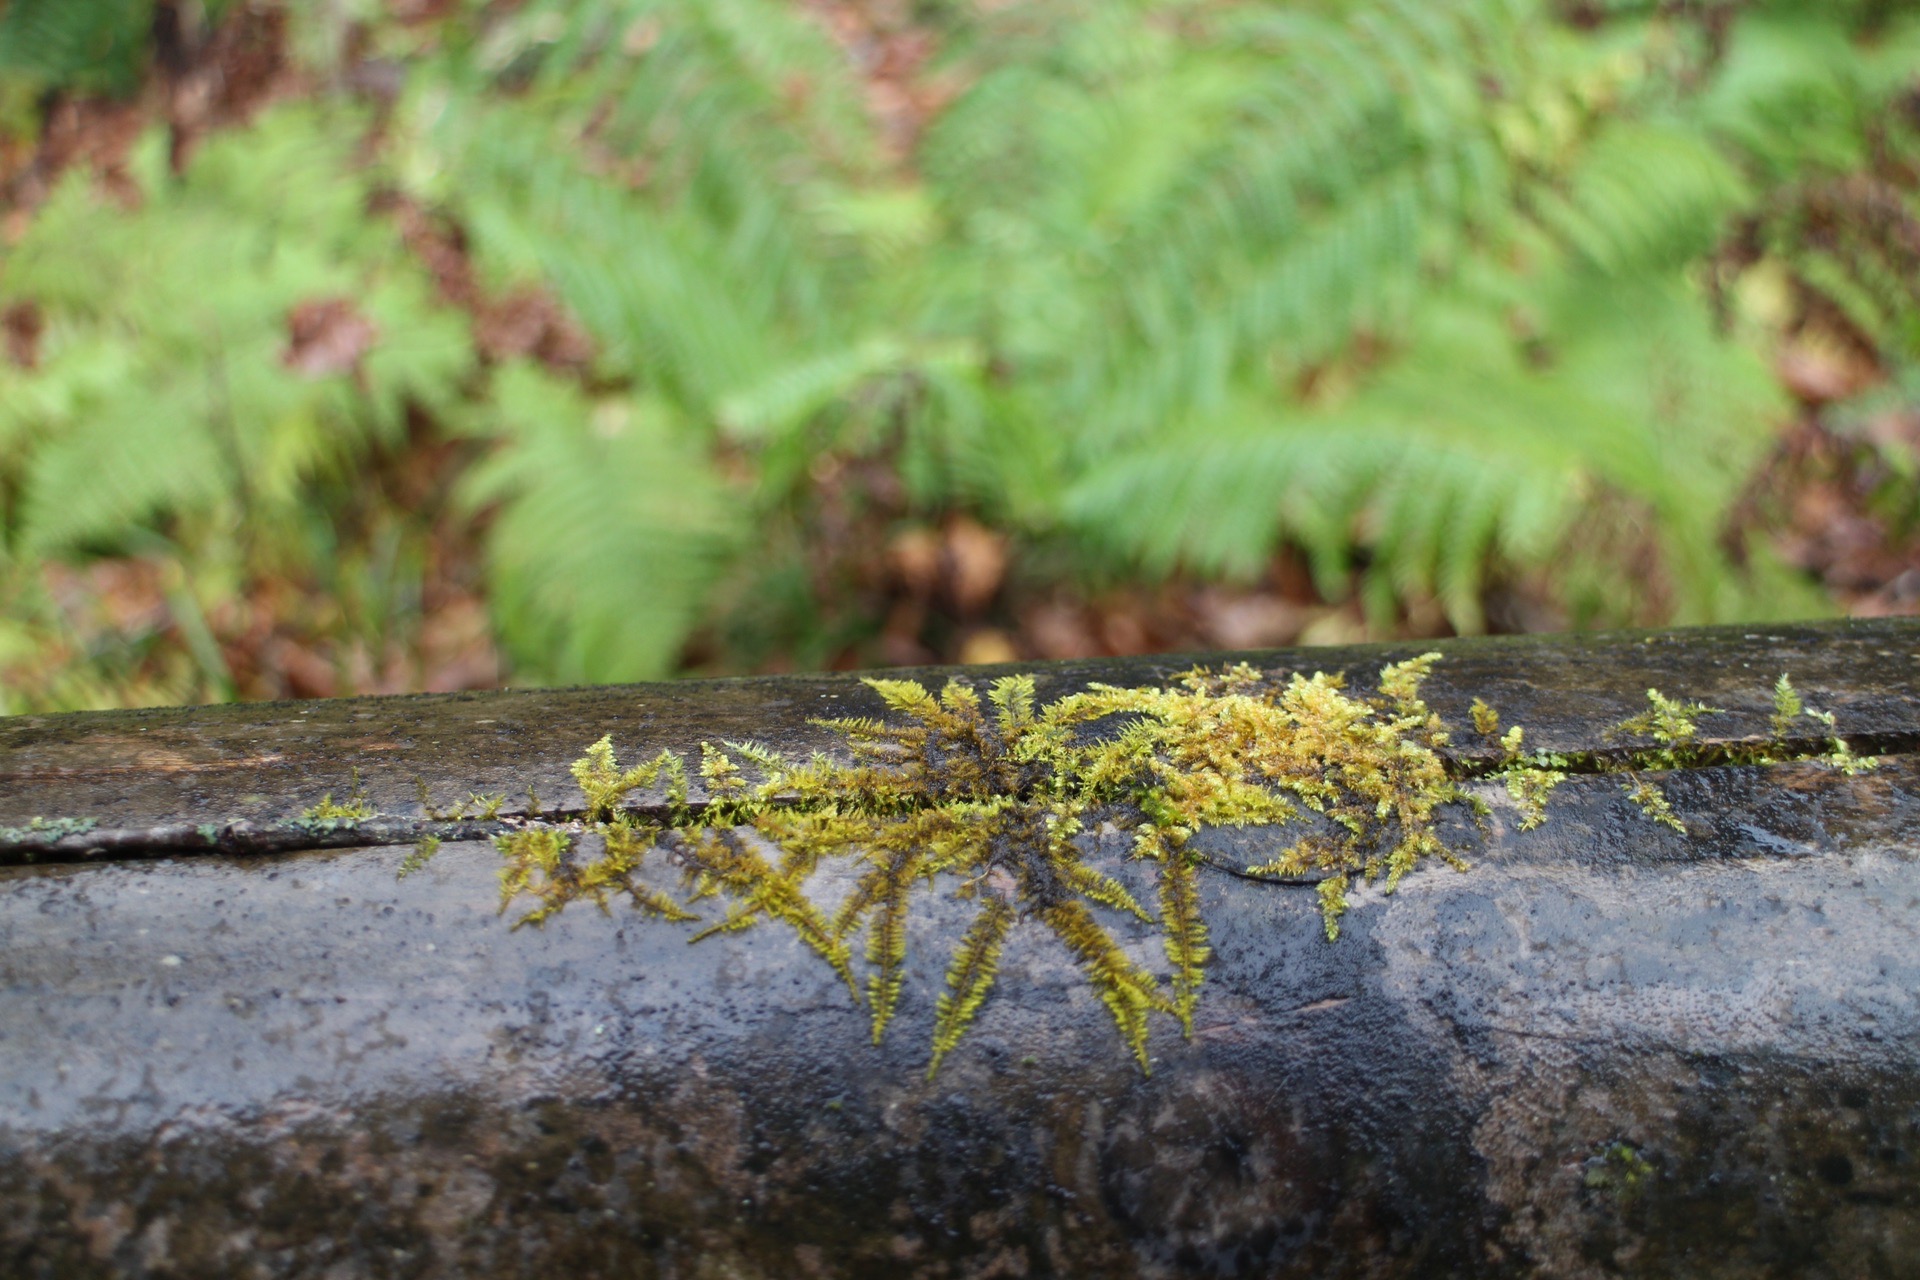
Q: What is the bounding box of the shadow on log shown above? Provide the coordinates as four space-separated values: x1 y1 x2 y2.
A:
2 621 1918 1277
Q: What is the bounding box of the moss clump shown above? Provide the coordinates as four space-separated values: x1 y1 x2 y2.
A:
301 796 375 822
1585 1141 1656 1206
483 655 1500 1073
302 768 375 822
378 659 1880 1075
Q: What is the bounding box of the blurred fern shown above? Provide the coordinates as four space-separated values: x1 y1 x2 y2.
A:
456 364 738 683
3 0 1917 706
0 106 470 562
0 0 153 96
735 0 1914 632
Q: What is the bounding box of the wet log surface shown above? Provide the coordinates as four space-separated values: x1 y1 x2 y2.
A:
2 620 1919 1278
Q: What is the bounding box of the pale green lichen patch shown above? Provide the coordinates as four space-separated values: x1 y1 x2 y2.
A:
0 816 98 844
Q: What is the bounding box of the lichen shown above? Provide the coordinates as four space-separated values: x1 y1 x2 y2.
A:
0 816 98 844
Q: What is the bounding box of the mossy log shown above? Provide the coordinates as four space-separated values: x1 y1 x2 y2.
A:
3 620 1919 1278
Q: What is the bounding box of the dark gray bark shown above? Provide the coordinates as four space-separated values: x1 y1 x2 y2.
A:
2 620 1918 1278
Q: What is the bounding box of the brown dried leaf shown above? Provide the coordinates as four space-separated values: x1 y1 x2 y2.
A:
284 298 379 378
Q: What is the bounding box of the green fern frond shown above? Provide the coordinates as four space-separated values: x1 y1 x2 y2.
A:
459 363 737 682
3 104 474 561
0 0 152 96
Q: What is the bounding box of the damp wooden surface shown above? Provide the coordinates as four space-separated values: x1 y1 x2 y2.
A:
4 618 1918 847
2 619 1919 1278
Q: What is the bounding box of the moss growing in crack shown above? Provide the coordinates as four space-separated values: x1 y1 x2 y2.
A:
1803 704 1877 776
483 655 1496 1073
300 795 375 822
1483 720 1567 831
414 780 507 821
1608 676 1878 828
302 768 374 823
1613 689 1726 761
397 835 442 878
385 658 1881 1075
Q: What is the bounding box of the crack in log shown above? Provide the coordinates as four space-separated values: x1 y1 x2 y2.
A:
7 728 1914 868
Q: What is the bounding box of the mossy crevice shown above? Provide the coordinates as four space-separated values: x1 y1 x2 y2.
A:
299 768 375 827
380 659 1882 1074
463 657 1519 1073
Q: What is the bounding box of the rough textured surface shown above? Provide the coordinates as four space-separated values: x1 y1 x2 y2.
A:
2 622 1918 1277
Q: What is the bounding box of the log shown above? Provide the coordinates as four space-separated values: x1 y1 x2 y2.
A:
2 619 1918 1278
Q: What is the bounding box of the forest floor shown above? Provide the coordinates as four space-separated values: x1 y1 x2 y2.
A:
3 1 1918 707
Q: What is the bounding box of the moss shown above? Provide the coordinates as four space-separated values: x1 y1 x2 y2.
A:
1771 674 1804 737
469 656 1495 1073
1622 776 1687 833
1486 722 1567 831
1585 1141 1656 1205
1604 676 1878 825
1612 689 1726 762
302 768 375 822
1470 697 1501 737
378 659 1882 1076
397 835 442 879
414 781 508 821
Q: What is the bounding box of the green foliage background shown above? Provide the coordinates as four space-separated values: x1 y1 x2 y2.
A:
2 0 1918 710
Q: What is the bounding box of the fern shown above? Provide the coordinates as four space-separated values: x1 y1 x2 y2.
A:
456 364 737 683
711 0 1910 635
8 0 1918 704
1 105 471 561
0 0 153 96
396 0 879 419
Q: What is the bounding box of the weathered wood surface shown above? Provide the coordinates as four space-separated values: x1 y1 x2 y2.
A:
2 620 1919 1278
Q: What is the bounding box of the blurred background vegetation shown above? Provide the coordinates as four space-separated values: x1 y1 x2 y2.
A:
1 0 1918 712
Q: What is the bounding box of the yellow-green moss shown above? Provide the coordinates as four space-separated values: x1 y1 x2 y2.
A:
476 655 1500 1073
397 834 441 878
302 767 375 822
301 794 374 821
1585 1140 1657 1205
380 660 1880 1076
1608 676 1878 827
